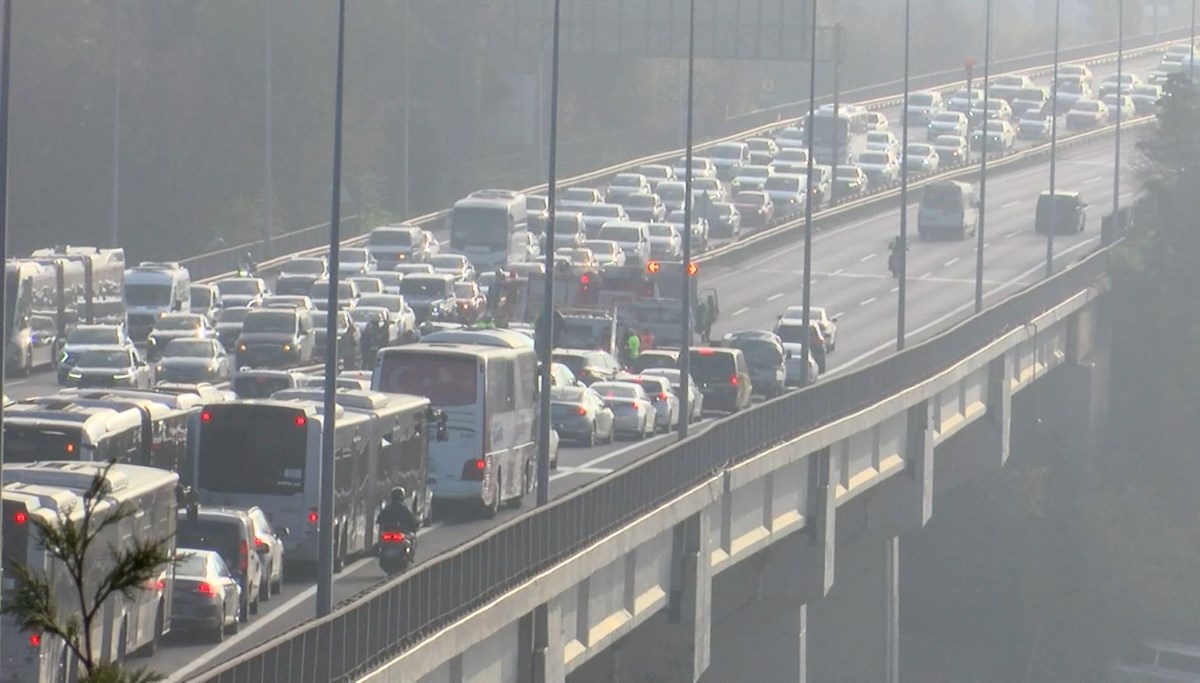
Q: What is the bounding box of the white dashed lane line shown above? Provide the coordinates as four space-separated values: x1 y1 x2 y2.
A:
859 297 877 306
944 257 959 267
733 306 751 316
767 292 784 301
859 253 876 262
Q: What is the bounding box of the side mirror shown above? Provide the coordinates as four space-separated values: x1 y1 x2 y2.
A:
276 526 290 538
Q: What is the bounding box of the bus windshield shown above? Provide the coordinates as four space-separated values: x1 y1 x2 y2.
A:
196 406 308 495
376 353 478 406
451 207 509 250
125 284 172 307
810 114 849 144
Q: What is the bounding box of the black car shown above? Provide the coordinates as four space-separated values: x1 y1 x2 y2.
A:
723 330 787 398
235 308 316 368
312 309 362 371
215 306 253 352
397 273 457 323
552 349 622 385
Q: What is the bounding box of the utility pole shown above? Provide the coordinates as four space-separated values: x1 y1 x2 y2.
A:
0 0 14 658
109 0 123 248
974 0 992 314
897 0 911 350
1046 0 1061 279
1114 0 1123 220
799 0 819 376
263 0 274 255
678 0 696 436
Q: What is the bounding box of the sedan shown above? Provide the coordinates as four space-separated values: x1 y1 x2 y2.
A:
246 507 286 599
656 181 689 212
856 151 900 186
550 385 615 447
774 126 807 149
62 348 149 389
580 203 629 238
621 192 667 223
664 211 710 252
555 247 601 275
590 381 657 440
730 165 774 194
311 309 362 371
927 111 969 141
732 191 775 230
1017 109 1053 140
769 148 809 172
1098 72 1142 98
357 294 418 341
452 282 487 323
337 247 377 275
155 338 231 384
619 374 679 433
55 324 136 386
172 549 242 642
606 173 651 203
931 135 969 165
583 240 626 268
635 164 676 190
214 277 268 309
833 166 868 199
691 176 728 202
1065 99 1108 130
147 313 216 361
427 254 475 282
761 175 807 219
672 156 716 180
865 111 890 131
902 144 940 175
782 343 820 386
906 90 944 122
1103 93 1136 121
969 98 1013 125
279 256 328 280
1011 87 1050 119
1129 84 1163 115
778 304 839 351
745 136 779 165
969 120 1016 153
865 130 900 155
990 73 1034 102
647 223 683 260
640 368 703 422
708 202 742 242
559 186 603 207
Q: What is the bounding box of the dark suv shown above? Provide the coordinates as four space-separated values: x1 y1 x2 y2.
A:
176 507 265 622
688 347 753 412
235 308 315 368
553 349 622 385
722 330 787 399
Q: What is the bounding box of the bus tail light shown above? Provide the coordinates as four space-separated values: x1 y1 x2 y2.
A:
28 634 40 647
462 458 487 481
307 508 319 525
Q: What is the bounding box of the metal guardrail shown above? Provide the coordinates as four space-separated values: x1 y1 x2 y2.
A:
187 26 1186 286
196 238 1113 682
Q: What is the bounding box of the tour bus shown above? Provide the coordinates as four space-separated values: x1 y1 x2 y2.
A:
917 180 979 240
124 262 191 340
3 401 147 465
374 342 538 517
805 104 869 165
30 246 127 325
192 391 436 568
449 189 528 269
2 461 178 682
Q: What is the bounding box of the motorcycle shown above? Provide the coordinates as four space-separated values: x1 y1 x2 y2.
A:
378 527 416 575
887 250 902 278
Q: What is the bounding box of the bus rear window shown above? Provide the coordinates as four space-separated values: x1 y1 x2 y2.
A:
376 353 478 407
3 425 81 462
197 406 308 495
232 375 293 398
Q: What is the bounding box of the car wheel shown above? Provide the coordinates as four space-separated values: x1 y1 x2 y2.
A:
272 570 283 595
239 595 249 623
214 608 227 642
259 568 271 603
226 604 239 635
585 424 596 448
250 592 260 615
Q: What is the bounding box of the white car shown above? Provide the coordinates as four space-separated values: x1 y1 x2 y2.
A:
507 231 540 265
583 239 627 268
672 156 717 180
782 342 820 386
1055 77 1093 109
931 135 969 165
865 130 900 155
640 368 703 422
618 373 680 433
773 126 807 149
731 165 774 194
902 143 940 174
356 294 418 341
646 223 683 260
969 120 1016 152
596 221 652 266
605 173 651 203
1102 93 1136 122
866 111 890 131
927 111 969 141
338 247 377 275
907 90 944 122
856 150 900 186
779 304 839 351
769 148 809 172
590 381 657 439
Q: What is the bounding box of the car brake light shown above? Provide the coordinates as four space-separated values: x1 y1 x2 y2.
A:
196 582 216 596
13 511 26 524
295 415 307 427
255 537 265 549
28 634 40 647
576 406 587 416
696 348 714 356
200 410 212 422
658 392 668 401
239 540 249 573
380 531 406 543
729 374 739 386
631 402 639 409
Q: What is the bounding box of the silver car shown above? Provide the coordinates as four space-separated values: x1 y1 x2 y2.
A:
619 374 680 433
155 338 231 384
246 506 287 599
590 381 657 439
641 368 704 423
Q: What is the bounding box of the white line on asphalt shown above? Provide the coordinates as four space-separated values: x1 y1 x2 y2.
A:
550 432 683 480
733 306 751 316
6 379 27 386
944 257 959 267
1002 200 1021 208
984 243 990 248
767 292 784 301
920 272 933 279
891 286 900 293
832 268 845 276
859 297 877 306
860 253 876 262
554 467 615 476
837 236 1100 372
1083 175 1104 184
166 557 376 682
1005 231 1018 238
832 311 845 320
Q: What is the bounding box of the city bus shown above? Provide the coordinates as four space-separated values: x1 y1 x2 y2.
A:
374 342 537 517
805 104 868 165
3 401 147 465
2 461 178 682
448 189 528 269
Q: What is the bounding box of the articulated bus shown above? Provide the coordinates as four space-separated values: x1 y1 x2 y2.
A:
1 461 178 683
193 390 434 569
374 343 537 517
3 402 147 465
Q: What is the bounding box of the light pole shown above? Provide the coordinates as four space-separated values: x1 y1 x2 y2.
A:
0 0 14 657
110 0 123 248
829 25 841 203
537 0 561 508
1190 0 1196 83
1046 0 1061 278
317 0 347 619
974 0 992 314
1114 0 1123 220
896 0 911 350
798 0 819 377
263 0 274 255
401 0 411 218
678 0 696 434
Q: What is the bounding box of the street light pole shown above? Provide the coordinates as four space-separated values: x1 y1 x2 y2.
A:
263 0 274 255
1046 0 1061 278
974 0 992 314
678 0 696 435
317 0 347 619
1190 0 1196 83
896 0 911 350
109 0 123 248
0 0 14 657
537 0 561 509
799 0 819 378
1114 0 1123 220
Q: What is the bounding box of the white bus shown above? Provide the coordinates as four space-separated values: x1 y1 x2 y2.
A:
1 461 178 683
449 189 528 269
374 342 537 518
193 391 435 570
3 401 147 465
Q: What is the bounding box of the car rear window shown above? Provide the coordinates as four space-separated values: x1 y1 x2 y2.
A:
177 518 242 569
689 349 737 380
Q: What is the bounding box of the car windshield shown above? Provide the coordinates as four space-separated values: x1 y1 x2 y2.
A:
836 167 861 179
399 277 450 297
906 145 933 156
428 255 464 269
453 283 478 298
933 113 961 123
350 308 386 324
164 340 214 358
176 552 212 577
125 284 173 307
585 204 623 218
711 144 745 159
1017 88 1046 101
219 308 251 324
584 241 614 255
1059 80 1084 93
735 192 767 204
243 312 296 334
311 311 350 332
611 175 641 187
776 149 807 161
368 229 414 246
638 166 670 178
340 249 368 263
563 188 597 202
156 316 198 331
935 136 963 147
624 194 655 207
67 328 121 345
594 384 639 400
741 167 771 178
217 279 261 296
358 295 402 311
599 226 641 242
526 196 547 211
867 132 891 143
78 350 132 368
858 152 889 165
658 184 686 199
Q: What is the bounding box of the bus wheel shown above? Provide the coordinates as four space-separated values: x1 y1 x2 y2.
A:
482 473 501 519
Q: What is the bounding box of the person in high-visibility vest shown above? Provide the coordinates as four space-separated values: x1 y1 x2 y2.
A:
625 330 641 365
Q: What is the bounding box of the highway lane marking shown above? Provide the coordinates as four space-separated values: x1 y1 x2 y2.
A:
837 235 1100 372
6 378 27 385
859 297 877 306
767 292 784 301
984 242 990 248
859 253 876 262
832 311 845 320
920 272 933 279
944 257 959 267
165 557 376 683
832 268 845 276
1083 175 1104 184
1005 231 1018 238
1002 200 1021 208
554 466 615 476
550 430 691 479
891 286 900 293
733 306 751 316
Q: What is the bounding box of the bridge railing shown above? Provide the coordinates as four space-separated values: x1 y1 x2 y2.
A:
197 242 1112 683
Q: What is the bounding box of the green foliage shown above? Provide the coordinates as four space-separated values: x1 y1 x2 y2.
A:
0 460 173 682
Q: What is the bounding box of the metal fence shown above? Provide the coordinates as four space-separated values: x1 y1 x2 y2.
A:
177 215 361 281
197 241 1112 683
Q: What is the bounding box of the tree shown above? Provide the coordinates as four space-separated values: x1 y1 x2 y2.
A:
1 460 175 683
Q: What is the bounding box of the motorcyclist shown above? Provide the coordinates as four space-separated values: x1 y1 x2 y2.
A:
239 251 258 277
377 486 419 533
887 236 908 277
696 299 713 344
471 313 496 329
